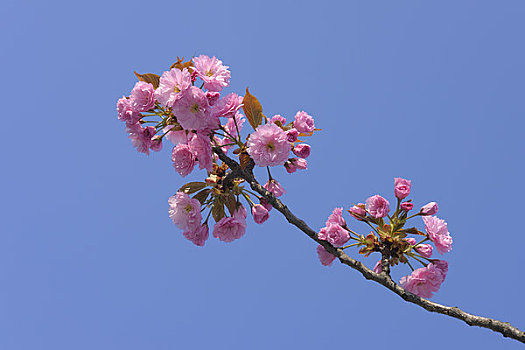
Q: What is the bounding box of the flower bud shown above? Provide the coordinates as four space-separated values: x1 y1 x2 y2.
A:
293 144 311 158
348 203 366 220
251 204 270 224
394 177 411 199
285 128 298 142
284 161 297 173
400 202 414 211
420 202 439 216
292 158 307 170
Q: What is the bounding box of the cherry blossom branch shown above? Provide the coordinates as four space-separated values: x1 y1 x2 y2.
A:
213 147 525 345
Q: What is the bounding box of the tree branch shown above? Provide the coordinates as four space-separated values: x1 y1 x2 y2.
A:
213 147 525 344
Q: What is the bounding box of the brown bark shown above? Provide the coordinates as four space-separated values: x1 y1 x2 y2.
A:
213 147 525 345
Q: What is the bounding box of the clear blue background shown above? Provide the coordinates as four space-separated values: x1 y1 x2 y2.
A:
1 1 524 349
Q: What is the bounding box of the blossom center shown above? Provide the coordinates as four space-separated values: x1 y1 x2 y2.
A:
173 86 181 93
206 70 214 77
185 204 193 212
191 103 200 113
266 142 275 151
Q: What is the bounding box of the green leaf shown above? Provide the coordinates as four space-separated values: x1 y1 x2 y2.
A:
242 88 264 130
134 72 160 89
179 182 207 194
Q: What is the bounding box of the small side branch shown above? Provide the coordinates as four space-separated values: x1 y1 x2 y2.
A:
212 147 525 344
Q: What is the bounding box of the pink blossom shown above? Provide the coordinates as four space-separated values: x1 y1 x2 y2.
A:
192 55 231 92
423 216 452 254
212 93 243 118
318 223 350 247
183 223 209 247
400 202 414 211
206 91 220 106
327 207 346 227
164 126 190 145
126 123 155 155
264 179 286 197
171 144 195 177
213 207 247 243
117 97 141 124
155 68 191 107
259 198 272 212
270 114 287 125
293 144 311 158
365 195 390 218
285 128 299 142
188 133 213 172
421 202 439 216
394 177 411 199
130 81 155 112
433 260 449 279
399 263 447 298
348 204 366 220
168 192 202 232
251 204 270 224
246 123 291 167
172 87 212 131
373 260 382 273
317 245 336 266
293 111 315 134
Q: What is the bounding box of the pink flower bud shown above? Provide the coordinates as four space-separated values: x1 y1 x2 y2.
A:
414 244 433 258
405 238 417 245
292 158 307 170
348 204 366 220
293 143 311 158
285 128 298 142
150 136 163 152
259 198 272 212
394 177 411 199
264 179 286 197
284 161 297 173
420 202 439 216
400 202 414 211
251 204 270 224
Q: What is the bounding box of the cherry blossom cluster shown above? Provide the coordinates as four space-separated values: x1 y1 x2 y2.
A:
116 55 317 247
316 178 453 298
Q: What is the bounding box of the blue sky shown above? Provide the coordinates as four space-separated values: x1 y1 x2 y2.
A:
1 0 524 349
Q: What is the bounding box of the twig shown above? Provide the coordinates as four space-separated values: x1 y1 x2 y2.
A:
212 147 525 345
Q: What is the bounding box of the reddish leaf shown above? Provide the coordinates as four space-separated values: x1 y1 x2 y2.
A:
134 72 160 89
242 88 264 130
